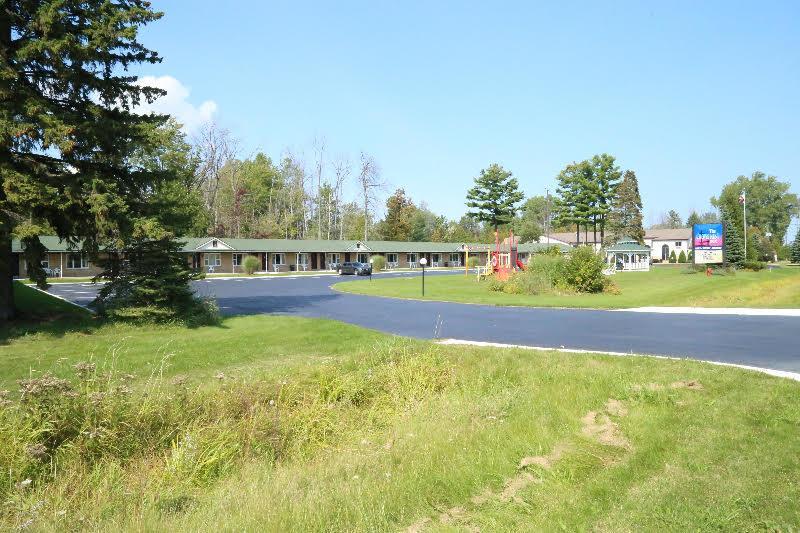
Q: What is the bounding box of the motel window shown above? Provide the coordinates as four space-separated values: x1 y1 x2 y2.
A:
387 253 398 263
675 241 682 247
432 253 440 263
67 253 88 269
40 257 49 269
204 253 221 267
232 253 243 266
328 253 340 265
450 253 460 263
357 253 369 264
273 253 285 265
408 253 417 263
298 253 309 265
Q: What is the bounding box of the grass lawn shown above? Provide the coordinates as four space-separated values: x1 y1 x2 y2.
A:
1 288 798 530
335 264 800 309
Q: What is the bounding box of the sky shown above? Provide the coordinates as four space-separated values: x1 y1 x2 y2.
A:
133 1 800 233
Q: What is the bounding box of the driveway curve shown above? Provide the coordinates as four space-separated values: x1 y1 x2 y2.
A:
46 271 800 373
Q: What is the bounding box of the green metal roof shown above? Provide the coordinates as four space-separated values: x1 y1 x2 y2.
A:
606 242 651 252
12 236 86 253
16 236 572 254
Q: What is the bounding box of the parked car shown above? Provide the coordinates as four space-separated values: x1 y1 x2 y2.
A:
338 261 372 276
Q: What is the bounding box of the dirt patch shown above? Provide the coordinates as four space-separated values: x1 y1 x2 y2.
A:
405 517 431 533
670 380 703 390
581 410 630 448
403 398 632 531
605 398 628 417
519 441 570 470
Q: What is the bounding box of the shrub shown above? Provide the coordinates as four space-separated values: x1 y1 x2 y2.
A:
370 255 386 271
467 256 480 268
668 250 677 263
487 275 506 292
563 246 610 293
742 260 766 271
678 250 687 263
242 255 260 275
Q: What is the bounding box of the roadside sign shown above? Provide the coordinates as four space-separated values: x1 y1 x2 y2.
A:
693 223 724 264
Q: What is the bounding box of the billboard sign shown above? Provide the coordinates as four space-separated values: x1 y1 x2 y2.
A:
693 223 724 264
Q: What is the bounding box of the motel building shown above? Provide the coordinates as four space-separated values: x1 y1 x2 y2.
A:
12 236 570 278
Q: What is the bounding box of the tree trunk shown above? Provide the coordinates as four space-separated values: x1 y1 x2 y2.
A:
575 224 580 245
0 213 14 321
593 217 597 244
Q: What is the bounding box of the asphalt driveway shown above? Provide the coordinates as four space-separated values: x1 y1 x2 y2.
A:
46 271 800 373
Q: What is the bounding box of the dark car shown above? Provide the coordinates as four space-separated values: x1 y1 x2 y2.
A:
338 261 372 275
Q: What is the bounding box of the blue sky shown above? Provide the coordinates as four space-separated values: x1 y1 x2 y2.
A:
135 1 799 230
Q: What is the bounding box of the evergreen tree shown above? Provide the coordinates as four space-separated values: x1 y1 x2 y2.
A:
607 170 645 243
669 250 677 263
92 223 213 324
790 227 800 264
466 164 524 232
722 208 745 267
383 188 415 241
589 154 622 243
1 1 167 320
554 161 594 244
678 250 687 263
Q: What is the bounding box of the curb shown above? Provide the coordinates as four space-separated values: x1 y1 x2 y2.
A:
436 339 800 382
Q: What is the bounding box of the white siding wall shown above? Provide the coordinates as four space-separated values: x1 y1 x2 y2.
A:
647 238 691 261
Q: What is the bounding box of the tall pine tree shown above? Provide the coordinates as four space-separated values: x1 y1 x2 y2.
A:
790 226 800 264
466 164 524 232
722 208 745 267
554 161 594 244
589 154 622 243
1 1 169 319
607 170 644 243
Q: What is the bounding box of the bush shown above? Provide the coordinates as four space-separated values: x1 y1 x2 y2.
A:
678 250 687 263
668 250 677 263
467 256 480 268
742 260 767 271
370 255 386 271
563 246 610 293
242 255 260 275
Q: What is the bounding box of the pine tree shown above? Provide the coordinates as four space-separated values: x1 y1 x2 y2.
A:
93 223 212 324
590 154 622 243
669 250 677 263
466 164 524 232
678 250 687 263
383 188 415 241
554 161 594 244
790 227 800 264
722 208 745 267
607 170 645 244
1 1 168 319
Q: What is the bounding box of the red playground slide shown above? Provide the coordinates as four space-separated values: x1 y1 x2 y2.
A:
516 259 525 270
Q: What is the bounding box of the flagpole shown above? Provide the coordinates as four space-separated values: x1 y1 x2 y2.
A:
741 190 747 259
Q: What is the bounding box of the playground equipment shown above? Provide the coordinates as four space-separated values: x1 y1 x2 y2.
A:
465 229 526 281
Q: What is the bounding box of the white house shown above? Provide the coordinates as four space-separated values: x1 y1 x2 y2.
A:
644 228 692 262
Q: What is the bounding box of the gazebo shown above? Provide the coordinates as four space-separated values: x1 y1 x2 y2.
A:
605 238 651 272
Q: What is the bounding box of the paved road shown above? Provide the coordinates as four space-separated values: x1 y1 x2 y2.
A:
47 271 800 373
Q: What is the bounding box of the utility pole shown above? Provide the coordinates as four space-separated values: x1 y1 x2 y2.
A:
545 188 551 244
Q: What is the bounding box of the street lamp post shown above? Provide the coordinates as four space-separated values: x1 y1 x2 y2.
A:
419 257 428 296
369 257 373 281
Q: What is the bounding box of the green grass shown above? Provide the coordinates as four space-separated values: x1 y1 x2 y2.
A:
1 288 799 531
335 264 800 308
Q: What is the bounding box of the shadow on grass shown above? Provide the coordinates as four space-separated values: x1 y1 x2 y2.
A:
2 282 230 344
